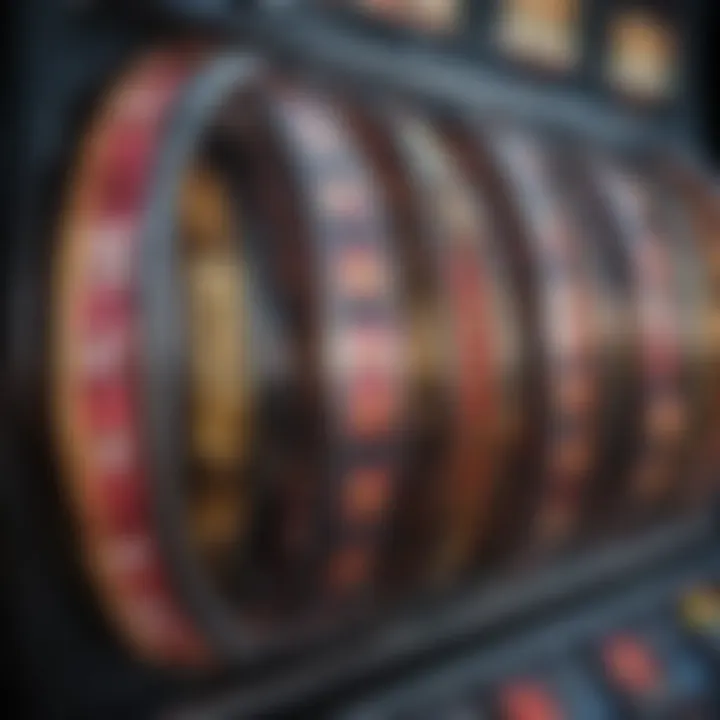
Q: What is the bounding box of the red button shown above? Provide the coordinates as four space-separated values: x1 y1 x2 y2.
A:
602 635 663 695
500 681 564 720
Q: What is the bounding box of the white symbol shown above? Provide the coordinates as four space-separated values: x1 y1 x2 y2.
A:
95 431 136 475
87 221 135 288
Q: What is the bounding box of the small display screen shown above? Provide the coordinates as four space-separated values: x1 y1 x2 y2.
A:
495 0 582 72
339 0 464 35
605 1 679 102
